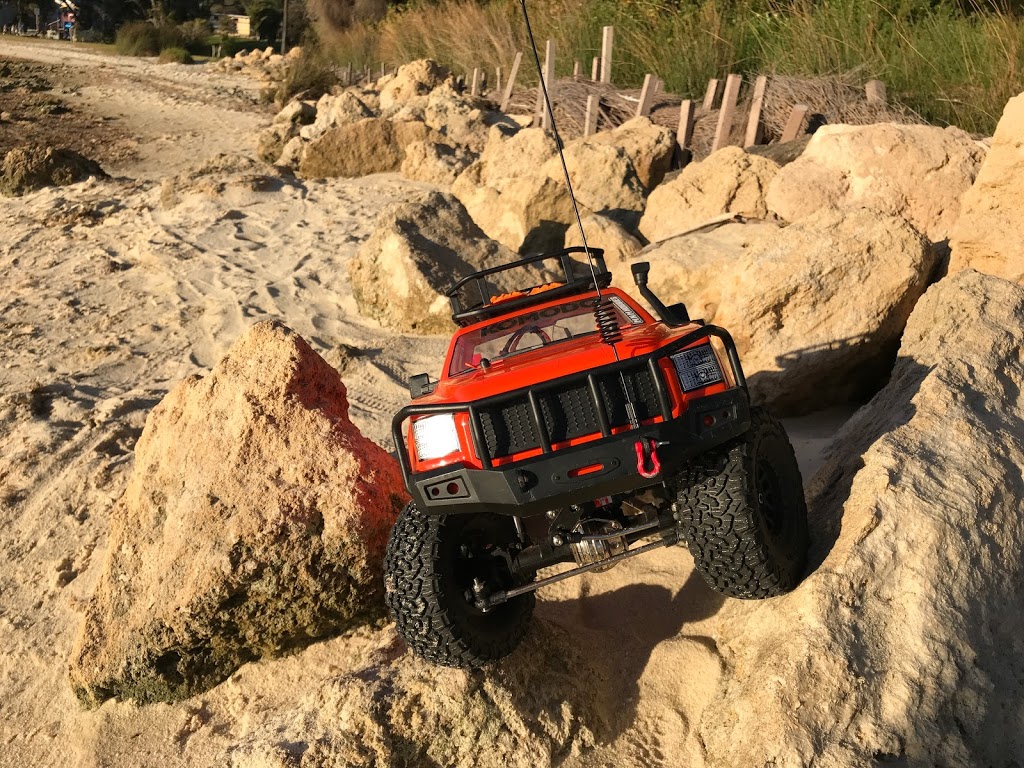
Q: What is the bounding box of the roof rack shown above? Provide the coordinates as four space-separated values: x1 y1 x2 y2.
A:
447 247 611 327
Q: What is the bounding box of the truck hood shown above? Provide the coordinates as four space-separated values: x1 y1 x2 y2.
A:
416 321 702 406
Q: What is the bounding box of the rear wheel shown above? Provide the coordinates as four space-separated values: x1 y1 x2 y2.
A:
384 503 534 668
675 407 809 598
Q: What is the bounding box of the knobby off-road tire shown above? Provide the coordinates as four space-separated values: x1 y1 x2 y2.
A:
675 407 809 598
384 503 535 668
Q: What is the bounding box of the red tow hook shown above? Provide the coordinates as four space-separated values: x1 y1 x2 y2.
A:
635 438 662 479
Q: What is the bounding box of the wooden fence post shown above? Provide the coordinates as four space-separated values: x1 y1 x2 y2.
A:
865 79 887 105
676 98 696 168
711 73 742 152
600 25 614 83
500 52 522 113
471 67 481 97
636 73 656 118
495 66 502 96
591 56 601 81
539 39 556 130
702 78 721 111
781 104 809 142
584 94 599 137
573 60 581 80
744 75 767 148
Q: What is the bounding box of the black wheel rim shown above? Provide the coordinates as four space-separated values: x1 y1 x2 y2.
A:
756 458 785 536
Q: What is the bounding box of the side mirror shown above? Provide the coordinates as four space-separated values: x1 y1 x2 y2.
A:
408 373 436 399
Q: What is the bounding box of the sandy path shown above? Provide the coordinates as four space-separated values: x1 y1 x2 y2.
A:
0 41 853 768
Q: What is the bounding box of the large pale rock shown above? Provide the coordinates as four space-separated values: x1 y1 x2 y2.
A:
379 59 450 112
565 214 643 286
299 118 436 178
399 138 475 187
767 123 984 241
349 191 516 333
638 147 779 243
541 140 647 228
68 322 407 705
422 83 506 152
948 93 1024 282
228 620 609 768
634 218 782 321
272 99 315 126
452 126 574 253
588 116 675 190
643 208 934 412
299 90 374 142
256 122 297 164
699 269 1024 767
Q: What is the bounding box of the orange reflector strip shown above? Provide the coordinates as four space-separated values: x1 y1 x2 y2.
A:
568 463 604 478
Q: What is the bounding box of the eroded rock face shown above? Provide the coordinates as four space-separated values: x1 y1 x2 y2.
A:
349 191 516 333
700 269 1024 767
299 118 436 178
638 147 779 243
379 59 451 112
767 123 984 241
1 145 107 196
299 91 374 143
948 93 1024 282
399 139 475 187
256 122 297 164
641 208 934 412
541 140 647 229
587 116 675 191
452 126 574 253
565 214 643 286
68 322 407 706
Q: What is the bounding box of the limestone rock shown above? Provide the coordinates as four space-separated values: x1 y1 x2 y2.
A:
230 620 609 768
256 122 297 164
299 118 436 178
638 147 779 243
349 191 517 333
299 90 374 142
68 322 407 705
399 139 475 187
633 218 782 322
642 208 935 412
699 269 1024 767
767 123 985 241
452 126 574 253
565 214 643 286
422 83 503 152
272 99 316 126
588 116 675 190
1 145 106 196
379 59 450 112
542 140 647 229
948 93 1024 282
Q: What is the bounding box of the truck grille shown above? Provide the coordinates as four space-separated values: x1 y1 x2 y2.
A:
478 364 662 459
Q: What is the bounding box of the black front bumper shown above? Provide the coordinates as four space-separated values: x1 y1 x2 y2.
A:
404 387 750 517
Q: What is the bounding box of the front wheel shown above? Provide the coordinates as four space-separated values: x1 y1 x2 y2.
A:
675 407 809 598
384 503 534 668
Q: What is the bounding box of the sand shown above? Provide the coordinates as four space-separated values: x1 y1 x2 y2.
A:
0 39 852 767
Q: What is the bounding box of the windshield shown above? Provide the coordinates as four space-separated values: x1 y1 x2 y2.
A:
448 295 643 377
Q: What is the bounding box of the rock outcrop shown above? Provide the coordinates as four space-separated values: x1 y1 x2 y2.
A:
400 139 475 187
541 140 647 229
452 126 574 253
349 191 517 333
948 92 1024 282
699 269 1024 767
299 90 374 143
256 122 297 164
68 322 407 705
379 59 450 112
587 116 675 190
1 145 107 196
767 123 984 241
299 118 436 178
638 147 779 243
565 214 643 285
641 208 935 412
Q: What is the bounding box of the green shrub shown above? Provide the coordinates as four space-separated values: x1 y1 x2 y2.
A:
270 49 338 106
115 22 160 57
158 46 193 64
177 19 212 53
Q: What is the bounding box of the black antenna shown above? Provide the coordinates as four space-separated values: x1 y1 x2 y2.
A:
517 1 641 431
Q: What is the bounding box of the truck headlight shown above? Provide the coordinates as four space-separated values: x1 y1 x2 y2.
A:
412 414 462 461
671 344 724 392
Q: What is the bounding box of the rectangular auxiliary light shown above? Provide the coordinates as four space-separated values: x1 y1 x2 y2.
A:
671 344 724 392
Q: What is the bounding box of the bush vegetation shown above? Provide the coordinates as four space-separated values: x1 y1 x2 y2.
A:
267 48 340 106
158 46 194 64
322 0 1024 134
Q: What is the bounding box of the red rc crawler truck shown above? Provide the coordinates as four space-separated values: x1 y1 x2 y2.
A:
384 248 810 668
